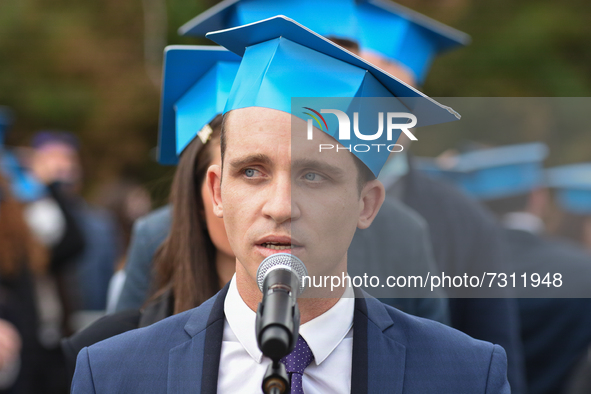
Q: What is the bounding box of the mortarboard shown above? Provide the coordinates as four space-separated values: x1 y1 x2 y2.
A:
158 46 241 165
205 16 461 176
0 108 47 202
179 0 469 85
416 142 549 200
356 0 470 84
546 163 591 214
179 0 360 42
0 150 47 202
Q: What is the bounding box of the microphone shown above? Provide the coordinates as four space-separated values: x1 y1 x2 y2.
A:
255 253 308 360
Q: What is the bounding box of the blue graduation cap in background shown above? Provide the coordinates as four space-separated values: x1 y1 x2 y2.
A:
158 46 241 164
0 107 47 202
0 106 14 147
0 151 47 203
206 16 461 176
416 142 549 200
179 0 359 42
546 163 591 214
179 0 469 85
356 0 470 84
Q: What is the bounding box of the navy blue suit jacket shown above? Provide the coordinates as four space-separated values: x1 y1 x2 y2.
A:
72 285 510 393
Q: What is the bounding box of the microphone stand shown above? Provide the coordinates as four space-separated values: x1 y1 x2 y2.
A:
256 269 301 394
262 360 289 394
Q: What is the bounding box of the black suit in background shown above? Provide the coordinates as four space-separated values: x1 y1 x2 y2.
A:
349 197 450 325
502 229 591 394
390 159 527 394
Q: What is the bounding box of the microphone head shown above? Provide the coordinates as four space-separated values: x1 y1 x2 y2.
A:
256 253 308 296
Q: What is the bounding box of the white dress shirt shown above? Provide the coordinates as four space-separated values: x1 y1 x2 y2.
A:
218 276 354 393
502 211 545 234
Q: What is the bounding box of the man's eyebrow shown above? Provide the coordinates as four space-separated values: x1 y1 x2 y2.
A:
228 153 272 169
292 158 345 177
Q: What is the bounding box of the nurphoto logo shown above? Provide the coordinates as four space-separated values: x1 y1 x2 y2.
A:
303 107 417 153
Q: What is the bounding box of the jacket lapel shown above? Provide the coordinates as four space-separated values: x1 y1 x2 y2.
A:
352 293 406 394
167 284 229 394
351 296 369 393
168 285 406 393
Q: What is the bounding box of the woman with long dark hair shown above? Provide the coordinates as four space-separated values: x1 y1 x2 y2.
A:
148 115 235 316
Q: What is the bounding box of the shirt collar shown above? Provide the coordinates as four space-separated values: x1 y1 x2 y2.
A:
224 275 355 366
502 211 545 234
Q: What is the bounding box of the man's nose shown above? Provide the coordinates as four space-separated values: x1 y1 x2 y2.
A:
261 175 300 223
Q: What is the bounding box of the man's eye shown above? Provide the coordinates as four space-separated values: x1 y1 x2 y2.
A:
244 168 257 177
304 172 322 181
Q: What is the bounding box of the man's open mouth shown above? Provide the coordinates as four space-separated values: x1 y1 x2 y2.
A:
260 242 294 250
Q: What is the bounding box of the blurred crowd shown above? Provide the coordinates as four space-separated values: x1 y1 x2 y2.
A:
0 107 152 393
1 1 591 394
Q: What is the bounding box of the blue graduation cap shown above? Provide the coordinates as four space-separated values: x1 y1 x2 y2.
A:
356 0 470 84
0 107 47 202
0 106 14 147
546 163 591 214
179 0 469 84
206 16 461 176
158 46 241 164
179 0 360 42
0 150 47 202
416 142 549 200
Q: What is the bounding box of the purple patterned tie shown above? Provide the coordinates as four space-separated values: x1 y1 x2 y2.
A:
280 335 314 394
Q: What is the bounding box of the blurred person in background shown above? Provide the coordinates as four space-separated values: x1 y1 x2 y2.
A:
546 163 591 253
94 179 152 313
27 131 119 330
27 133 153 333
96 180 152 256
422 142 591 394
0 163 68 393
4 130 86 292
553 211 591 252
1 112 83 393
349 5 527 392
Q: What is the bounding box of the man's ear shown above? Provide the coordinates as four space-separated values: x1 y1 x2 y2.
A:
207 164 223 218
357 179 385 229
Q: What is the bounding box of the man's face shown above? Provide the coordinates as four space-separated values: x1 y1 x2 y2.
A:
30 142 81 185
360 50 417 87
208 107 382 290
